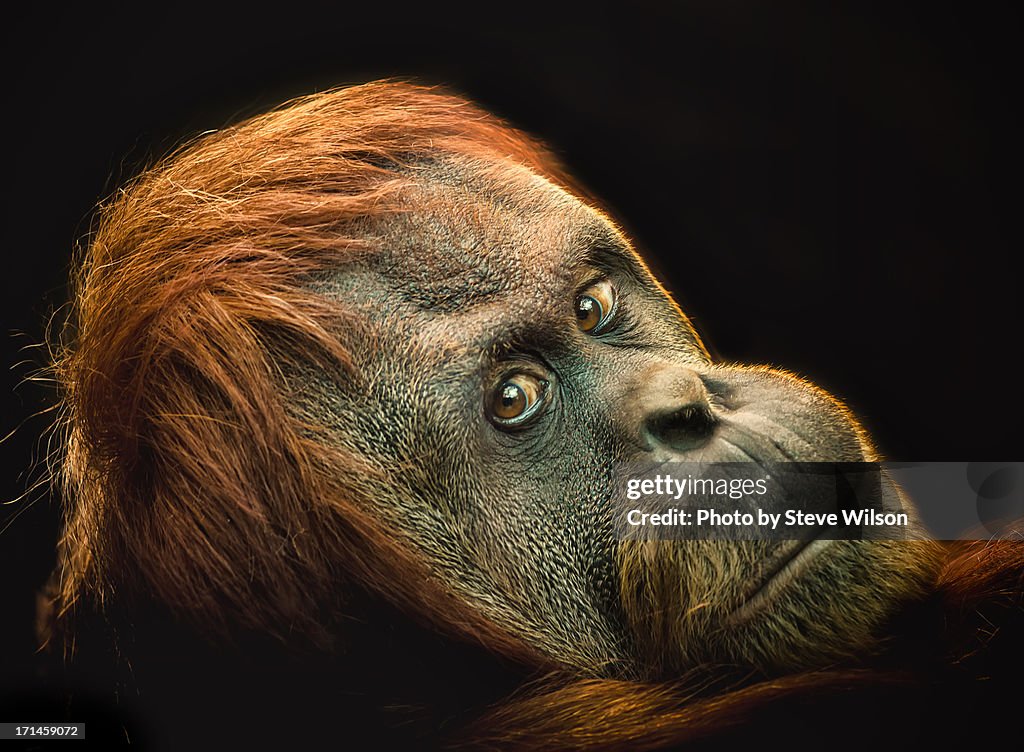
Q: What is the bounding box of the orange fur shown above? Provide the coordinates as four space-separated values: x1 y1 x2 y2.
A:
44 81 1024 748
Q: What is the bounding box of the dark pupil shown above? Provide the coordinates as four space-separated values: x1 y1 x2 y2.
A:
577 296 601 321
501 383 523 408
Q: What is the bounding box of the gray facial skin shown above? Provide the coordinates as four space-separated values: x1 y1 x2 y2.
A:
307 157 941 679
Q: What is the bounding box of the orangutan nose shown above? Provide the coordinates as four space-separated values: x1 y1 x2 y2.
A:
623 361 717 452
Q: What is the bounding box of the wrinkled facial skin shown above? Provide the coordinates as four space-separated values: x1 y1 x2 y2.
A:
311 158 941 679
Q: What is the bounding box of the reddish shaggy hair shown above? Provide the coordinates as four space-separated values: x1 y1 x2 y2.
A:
51 81 567 662
46 81 1023 748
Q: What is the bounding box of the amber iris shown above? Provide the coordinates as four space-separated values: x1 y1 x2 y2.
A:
575 280 616 333
491 374 545 422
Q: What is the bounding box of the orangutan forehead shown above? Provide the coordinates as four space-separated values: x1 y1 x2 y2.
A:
368 159 630 312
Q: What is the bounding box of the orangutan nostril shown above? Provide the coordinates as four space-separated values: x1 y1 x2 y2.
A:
646 404 717 451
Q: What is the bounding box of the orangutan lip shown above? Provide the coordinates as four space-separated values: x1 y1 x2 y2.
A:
726 538 833 626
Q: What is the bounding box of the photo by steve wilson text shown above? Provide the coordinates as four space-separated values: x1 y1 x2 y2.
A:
623 507 910 529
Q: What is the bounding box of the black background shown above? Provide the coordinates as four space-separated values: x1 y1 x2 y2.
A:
2 1 1018 719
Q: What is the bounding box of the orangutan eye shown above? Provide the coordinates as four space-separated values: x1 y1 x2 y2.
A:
489 372 548 426
574 279 617 334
